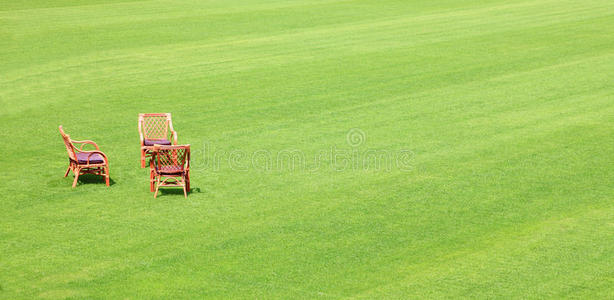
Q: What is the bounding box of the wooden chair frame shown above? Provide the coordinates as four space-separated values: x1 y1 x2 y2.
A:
149 145 190 198
59 126 110 188
138 113 178 168
150 145 190 198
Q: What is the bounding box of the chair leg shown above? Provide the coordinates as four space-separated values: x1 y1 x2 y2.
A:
105 166 110 186
141 150 146 168
150 169 155 192
182 179 187 198
154 176 160 198
72 168 80 188
64 165 71 177
185 172 190 192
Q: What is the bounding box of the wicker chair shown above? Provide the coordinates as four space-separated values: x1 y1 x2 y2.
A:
150 145 190 198
138 113 178 168
59 126 110 188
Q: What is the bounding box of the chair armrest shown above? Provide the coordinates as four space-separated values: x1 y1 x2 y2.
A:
170 130 178 145
72 140 100 151
139 132 144 146
79 150 109 165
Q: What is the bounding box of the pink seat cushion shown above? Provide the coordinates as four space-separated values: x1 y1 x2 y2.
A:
76 152 104 164
144 139 171 146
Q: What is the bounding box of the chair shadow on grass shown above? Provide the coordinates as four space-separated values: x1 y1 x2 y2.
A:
75 174 116 186
155 187 202 198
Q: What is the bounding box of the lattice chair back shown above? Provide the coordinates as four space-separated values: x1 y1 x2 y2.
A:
139 113 171 140
59 126 77 161
153 145 190 174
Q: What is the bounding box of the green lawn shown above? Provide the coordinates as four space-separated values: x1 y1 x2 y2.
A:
2 0 614 298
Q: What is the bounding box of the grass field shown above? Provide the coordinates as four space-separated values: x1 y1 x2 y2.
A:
2 0 614 298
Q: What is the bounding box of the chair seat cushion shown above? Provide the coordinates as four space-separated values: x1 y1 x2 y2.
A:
144 139 172 146
158 165 184 174
76 152 105 164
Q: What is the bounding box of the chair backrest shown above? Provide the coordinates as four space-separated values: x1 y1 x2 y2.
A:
139 113 172 140
59 126 77 161
152 145 190 172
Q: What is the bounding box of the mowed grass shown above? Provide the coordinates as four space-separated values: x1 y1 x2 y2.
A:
1 0 614 298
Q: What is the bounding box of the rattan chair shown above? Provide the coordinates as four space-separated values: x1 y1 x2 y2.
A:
138 113 178 168
59 126 110 188
150 145 190 198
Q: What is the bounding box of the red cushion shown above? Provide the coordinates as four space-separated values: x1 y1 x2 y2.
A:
157 165 184 174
